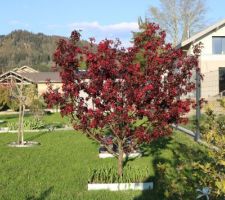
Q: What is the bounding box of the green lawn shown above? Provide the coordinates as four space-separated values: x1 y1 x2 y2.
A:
0 130 209 200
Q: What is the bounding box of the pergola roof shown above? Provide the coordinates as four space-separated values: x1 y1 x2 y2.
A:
0 71 61 84
0 71 33 83
19 72 61 83
13 66 39 73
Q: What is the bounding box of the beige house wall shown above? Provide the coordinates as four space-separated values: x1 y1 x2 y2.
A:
187 25 225 98
37 83 62 96
37 82 94 108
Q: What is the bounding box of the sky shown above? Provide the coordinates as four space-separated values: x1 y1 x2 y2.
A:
1 0 225 46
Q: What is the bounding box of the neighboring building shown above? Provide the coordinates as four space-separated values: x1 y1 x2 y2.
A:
0 66 61 96
178 19 225 98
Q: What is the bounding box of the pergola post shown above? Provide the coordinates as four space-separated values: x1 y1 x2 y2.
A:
195 67 201 141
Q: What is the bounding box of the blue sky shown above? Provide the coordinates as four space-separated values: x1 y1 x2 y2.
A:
1 0 225 46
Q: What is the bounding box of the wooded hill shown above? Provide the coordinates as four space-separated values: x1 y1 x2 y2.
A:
0 30 90 72
0 30 63 72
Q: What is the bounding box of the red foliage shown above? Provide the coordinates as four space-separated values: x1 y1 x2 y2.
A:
44 23 200 155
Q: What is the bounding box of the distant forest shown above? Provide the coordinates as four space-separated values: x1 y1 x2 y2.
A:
0 30 90 72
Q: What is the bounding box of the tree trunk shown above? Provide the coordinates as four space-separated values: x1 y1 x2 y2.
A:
118 142 124 177
21 104 25 144
18 104 22 144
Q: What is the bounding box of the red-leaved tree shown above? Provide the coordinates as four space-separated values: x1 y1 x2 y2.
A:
44 23 200 177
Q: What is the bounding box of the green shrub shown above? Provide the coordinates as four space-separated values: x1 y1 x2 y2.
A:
29 98 45 119
216 115 225 135
192 105 225 199
7 118 45 130
7 98 19 111
198 106 216 135
7 121 18 130
23 118 45 130
0 86 10 111
198 106 225 136
154 162 199 199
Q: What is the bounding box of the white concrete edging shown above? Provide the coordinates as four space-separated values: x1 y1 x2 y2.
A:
88 182 153 191
99 152 142 159
0 127 73 133
8 141 40 148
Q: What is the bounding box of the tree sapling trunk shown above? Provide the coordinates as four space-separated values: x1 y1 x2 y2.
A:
118 141 124 177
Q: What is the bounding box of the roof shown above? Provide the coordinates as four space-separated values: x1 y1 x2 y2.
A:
0 71 33 83
0 65 87 83
19 72 61 83
177 18 225 48
0 71 61 83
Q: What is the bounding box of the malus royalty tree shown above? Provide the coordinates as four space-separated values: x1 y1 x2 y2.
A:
44 23 200 177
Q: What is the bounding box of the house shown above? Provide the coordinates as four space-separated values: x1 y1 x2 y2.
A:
178 19 225 98
0 66 61 96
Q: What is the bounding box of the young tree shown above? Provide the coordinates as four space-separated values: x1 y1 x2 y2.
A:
44 23 200 177
6 78 37 145
9 78 28 144
149 0 206 45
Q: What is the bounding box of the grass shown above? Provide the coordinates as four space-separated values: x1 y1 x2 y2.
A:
0 129 209 200
0 112 69 128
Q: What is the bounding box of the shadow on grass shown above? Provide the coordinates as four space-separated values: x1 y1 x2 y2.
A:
122 137 171 169
0 114 18 120
26 186 54 200
26 132 48 141
133 134 210 200
0 113 32 120
140 136 172 157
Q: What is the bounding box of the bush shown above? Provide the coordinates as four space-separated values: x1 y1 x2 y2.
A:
7 118 45 130
7 121 18 130
192 140 225 199
192 104 225 199
199 106 216 135
0 86 10 111
0 86 20 111
155 162 193 199
24 118 45 130
7 98 19 111
216 115 225 135
29 98 45 119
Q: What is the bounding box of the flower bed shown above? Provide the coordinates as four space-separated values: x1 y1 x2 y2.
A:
88 164 153 191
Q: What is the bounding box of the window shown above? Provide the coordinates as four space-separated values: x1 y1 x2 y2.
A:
219 67 225 93
212 37 225 54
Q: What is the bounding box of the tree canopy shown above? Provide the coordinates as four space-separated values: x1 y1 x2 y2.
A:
44 23 200 176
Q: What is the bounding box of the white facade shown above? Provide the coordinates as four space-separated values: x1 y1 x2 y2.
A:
179 19 225 98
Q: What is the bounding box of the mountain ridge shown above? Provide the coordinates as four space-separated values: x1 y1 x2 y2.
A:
0 30 89 72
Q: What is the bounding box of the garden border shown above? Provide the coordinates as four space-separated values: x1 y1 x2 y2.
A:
87 182 153 191
0 127 73 133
